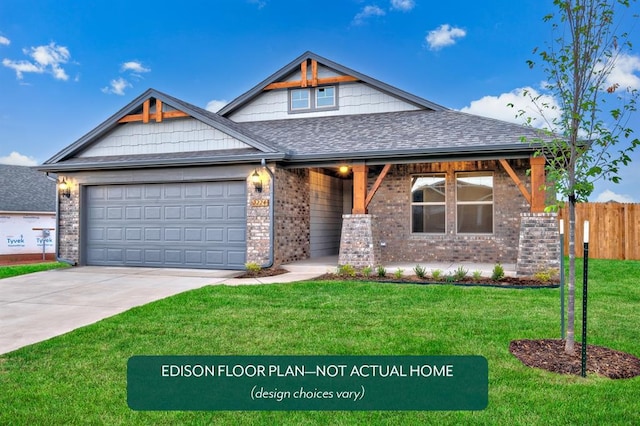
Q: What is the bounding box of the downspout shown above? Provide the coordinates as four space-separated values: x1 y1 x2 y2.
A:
46 173 76 266
260 158 275 269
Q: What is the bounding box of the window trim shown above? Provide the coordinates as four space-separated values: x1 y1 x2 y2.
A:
455 172 494 234
410 174 447 234
288 85 339 114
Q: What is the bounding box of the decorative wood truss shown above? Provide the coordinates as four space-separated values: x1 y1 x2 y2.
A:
263 59 359 91
118 99 189 124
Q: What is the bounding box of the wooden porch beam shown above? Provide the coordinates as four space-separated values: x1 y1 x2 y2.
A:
498 158 531 205
530 155 547 213
352 164 368 214
365 164 391 209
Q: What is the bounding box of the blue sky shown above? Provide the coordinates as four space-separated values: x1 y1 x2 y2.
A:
1 0 639 202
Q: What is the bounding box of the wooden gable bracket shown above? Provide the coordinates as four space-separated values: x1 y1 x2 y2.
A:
498 157 547 213
352 164 392 214
498 159 531 205
117 99 190 124
263 59 359 91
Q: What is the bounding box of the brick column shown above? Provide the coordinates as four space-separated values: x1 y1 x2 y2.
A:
338 214 380 268
516 212 560 276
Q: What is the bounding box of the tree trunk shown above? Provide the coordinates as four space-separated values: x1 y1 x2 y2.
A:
565 195 576 355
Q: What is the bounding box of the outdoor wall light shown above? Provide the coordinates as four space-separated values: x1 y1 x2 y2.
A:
251 170 263 193
339 165 350 174
58 178 71 198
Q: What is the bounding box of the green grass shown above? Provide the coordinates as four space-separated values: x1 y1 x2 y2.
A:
0 262 69 279
1 259 639 425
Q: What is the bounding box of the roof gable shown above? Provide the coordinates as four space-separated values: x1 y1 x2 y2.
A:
218 51 447 117
43 89 280 166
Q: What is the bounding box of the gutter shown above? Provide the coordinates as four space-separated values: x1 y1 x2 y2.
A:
45 173 76 266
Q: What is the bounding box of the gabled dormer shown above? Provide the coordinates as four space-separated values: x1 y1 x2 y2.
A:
219 51 447 122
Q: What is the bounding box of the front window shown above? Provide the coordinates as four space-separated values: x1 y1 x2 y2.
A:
411 174 446 233
456 172 493 234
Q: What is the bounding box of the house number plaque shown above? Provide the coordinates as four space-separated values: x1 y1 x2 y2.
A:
251 199 269 207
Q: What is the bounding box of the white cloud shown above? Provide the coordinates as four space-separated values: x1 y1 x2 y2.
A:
0 35 10 46
2 42 71 80
352 5 386 25
101 77 131 96
605 53 640 91
121 61 150 74
0 151 38 166
460 86 562 130
390 0 415 11
593 189 636 203
206 99 228 113
425 24 466 50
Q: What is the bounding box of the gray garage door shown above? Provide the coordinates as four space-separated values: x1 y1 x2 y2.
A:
85 181 246 269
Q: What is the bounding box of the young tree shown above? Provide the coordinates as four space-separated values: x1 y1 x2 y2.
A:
523 0 639 355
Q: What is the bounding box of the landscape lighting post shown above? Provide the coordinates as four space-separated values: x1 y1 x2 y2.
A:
581 221 589 378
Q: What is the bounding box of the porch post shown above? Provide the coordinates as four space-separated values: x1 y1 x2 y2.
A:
352 164 367 214
530 156 546 213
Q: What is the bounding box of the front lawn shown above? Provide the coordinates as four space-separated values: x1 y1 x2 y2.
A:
0 262 69 279
0 259 638 425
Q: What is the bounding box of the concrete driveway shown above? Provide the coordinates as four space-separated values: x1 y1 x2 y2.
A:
0 266 239 355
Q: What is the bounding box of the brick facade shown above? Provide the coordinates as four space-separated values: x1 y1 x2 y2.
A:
516 212 560 276
368 160 531 265
273 167 310 265
338 214 381 267
57 177 80 264
246 167 272 266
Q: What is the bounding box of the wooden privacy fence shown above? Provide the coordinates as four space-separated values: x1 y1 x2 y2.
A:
557 203 640 260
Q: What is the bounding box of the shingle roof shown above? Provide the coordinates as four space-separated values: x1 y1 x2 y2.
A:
241 110 547 163
0 165 55 212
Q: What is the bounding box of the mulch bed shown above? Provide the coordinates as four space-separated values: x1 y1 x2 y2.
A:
510 339 640 379
236 267 289 278
313 273 559 288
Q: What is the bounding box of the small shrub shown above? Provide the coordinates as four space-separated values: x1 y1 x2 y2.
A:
376 265 387 277
431 269 443 280
472 270 483 280
453 266 468 281
492 263 505 281
534 268 559 283
445 273 456 283
362 266 373 278
413 264 427 279
338 264 356 277
245 262 261 273
394 268 404 279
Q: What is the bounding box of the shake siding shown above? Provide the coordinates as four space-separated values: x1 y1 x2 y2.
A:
78 118 250 157
309 170 344 257
229 83 420 122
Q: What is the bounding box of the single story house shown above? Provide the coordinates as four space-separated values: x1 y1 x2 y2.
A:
38 52 559 275
0 164 56 262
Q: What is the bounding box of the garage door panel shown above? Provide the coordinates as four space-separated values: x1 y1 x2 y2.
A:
86 182 246 269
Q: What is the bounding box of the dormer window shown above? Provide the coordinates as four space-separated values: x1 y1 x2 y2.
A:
291 89 310 110
289 86 338 113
